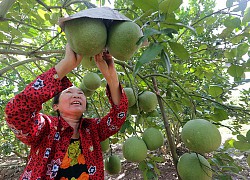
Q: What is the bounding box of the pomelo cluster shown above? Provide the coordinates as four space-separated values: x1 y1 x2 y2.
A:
124 88 158 116
64 17 143 61
177 119 222 180
122 127 164 162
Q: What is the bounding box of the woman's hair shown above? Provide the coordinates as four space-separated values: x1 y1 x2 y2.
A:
52 92 62 106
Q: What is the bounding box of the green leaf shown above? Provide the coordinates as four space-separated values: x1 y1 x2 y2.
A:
237 43 249 57
133 0 158 12
208 85 223 97
227 64 245 78
233 141 250 151
160 50 171 74
246 130 250 142
242 7 250 24
133 43 163 75
151 156 165 163
159 0 182 14
237 134 247 142
218 27 233 38
212 108 229 121
224 17 241 28
139 161 148 171
168 42 189 60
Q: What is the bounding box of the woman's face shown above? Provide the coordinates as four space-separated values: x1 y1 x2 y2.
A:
54 86 87 118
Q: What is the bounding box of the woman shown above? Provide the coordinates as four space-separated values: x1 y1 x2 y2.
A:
4 44 128 180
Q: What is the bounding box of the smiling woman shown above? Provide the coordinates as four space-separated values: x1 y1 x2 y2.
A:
4 44 128 180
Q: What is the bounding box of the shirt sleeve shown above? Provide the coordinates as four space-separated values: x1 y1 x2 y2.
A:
4 67 72 146
95 84 128 141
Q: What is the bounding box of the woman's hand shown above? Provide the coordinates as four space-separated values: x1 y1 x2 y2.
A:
94 51 118 84
94 50 121 105
55 43 83 79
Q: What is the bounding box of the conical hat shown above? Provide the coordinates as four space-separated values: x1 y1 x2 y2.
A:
59 7 131 30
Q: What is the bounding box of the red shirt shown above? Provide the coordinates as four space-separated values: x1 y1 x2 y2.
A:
4 67 128 180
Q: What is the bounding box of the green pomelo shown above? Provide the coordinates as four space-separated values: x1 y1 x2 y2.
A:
128 104 138 115
64 18 107 56
181 119 222 154
100 138 110 152
104 155 121 175
107 21 143 61
138 91 158 112
124 87 136 107
146 109 159 117
142 127 164 150
122 136 147 162
79 81 95 97
83 72 101 91
247 154 250 166
81 56 97 69
177 153 212 180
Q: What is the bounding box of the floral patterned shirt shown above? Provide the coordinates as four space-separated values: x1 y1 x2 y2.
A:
4 67 128 180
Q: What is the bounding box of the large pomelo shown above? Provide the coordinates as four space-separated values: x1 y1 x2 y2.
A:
142 127 164 150
100 138 110 153
82 72 101 91
104 155 121 175
79 80 95 97
107 21 143 61
138 91 158 112
128 104 138 115
124 87 136 107
122 136 147 162
181 119 222 154
81 56 97 69
177 153 212 180
64 18 107 56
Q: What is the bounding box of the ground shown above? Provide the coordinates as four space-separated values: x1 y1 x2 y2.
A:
1 122 250 179
0 145 249 180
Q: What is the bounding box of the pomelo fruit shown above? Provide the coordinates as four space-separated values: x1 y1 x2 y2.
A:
177 153 212 180
128 104 138 115
142 127 164 150
81 56 97 69
82 72 101 91
100 138 110 152
122 136 147 162
64 17 107 56
79 81 95 97
181 119 222 154
107 21 143 61
147 109 159 117
124 87 136 107
247 154 250 166
104 155 121 175
138 91 158 112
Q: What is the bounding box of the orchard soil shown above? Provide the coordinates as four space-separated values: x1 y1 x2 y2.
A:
0 143 249 180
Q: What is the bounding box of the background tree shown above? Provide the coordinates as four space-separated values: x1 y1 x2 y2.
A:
0 0 249 179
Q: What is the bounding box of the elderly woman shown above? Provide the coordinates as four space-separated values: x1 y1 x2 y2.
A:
4 44 128 180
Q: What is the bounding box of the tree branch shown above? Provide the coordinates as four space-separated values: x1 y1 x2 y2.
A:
36 0 52 12
0 49 64 56
0 58 54 76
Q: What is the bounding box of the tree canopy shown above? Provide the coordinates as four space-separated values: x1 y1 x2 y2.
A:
0 0 249 179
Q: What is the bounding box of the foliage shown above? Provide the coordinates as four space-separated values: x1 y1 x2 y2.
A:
0 0 250 179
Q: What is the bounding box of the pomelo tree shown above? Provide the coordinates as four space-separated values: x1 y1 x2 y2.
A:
0 0 249 179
